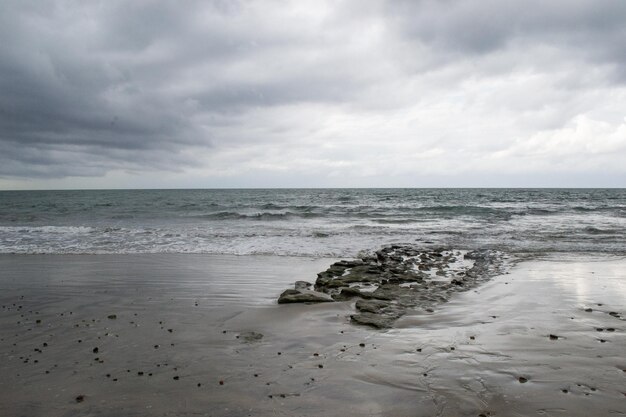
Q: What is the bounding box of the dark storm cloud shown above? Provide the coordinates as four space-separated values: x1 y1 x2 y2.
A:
0 0 368 179
0 1 222 177
0 0 625 183
386 0 626 71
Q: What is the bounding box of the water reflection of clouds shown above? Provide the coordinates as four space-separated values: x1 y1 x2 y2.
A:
542 255 626 305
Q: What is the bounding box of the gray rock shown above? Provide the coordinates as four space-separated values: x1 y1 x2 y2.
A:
350 312 398 329
332 287 363 300
294 281 312 291
277 289 334 304
239 331 264 343
278 244 509 327
355 299 389 314
334 260 364 268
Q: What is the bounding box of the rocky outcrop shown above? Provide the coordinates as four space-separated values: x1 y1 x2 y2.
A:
277 284 335 304
278 245 509 328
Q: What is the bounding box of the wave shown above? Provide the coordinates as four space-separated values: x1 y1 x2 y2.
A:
185 211 323 221
0 225 94 234
1 189 625 256
525 208 559 215
582 226 618 235
373 218 420 224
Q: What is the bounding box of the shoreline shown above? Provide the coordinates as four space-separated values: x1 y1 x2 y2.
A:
0 253 624 416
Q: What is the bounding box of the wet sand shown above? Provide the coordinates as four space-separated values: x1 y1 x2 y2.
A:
0 253 624 417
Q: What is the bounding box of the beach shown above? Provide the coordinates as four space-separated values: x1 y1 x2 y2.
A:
1 253 624 417
3 0 626 414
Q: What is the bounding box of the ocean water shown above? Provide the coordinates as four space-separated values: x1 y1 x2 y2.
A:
0 188 624 257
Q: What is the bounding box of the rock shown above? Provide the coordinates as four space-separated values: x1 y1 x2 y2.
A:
107 314 117 320
334 260 364 268
239 331 263 343
277 289 334 304
332 287 363 300
278 245 509 328
350 312 398 329
371 284 410 301
355 299 389 314
294 281 312 291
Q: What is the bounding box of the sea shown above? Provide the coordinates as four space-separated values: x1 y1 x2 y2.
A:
0 188 624 257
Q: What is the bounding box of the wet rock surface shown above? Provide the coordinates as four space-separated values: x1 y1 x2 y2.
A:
278 245 509 328
277 288 334 304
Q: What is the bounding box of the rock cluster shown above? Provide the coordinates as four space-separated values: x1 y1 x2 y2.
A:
278 245 508 328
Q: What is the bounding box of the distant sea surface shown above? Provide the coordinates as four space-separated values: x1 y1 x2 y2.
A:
0 189 624 257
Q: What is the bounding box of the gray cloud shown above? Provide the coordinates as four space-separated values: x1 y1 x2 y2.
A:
387 0 626 61
0 0 625 186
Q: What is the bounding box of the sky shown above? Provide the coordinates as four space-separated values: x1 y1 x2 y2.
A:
1 0 625 189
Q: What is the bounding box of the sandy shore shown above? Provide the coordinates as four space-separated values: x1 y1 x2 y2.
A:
0 253 624 416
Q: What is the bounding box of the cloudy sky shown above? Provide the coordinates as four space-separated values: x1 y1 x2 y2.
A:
1 0 625 189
